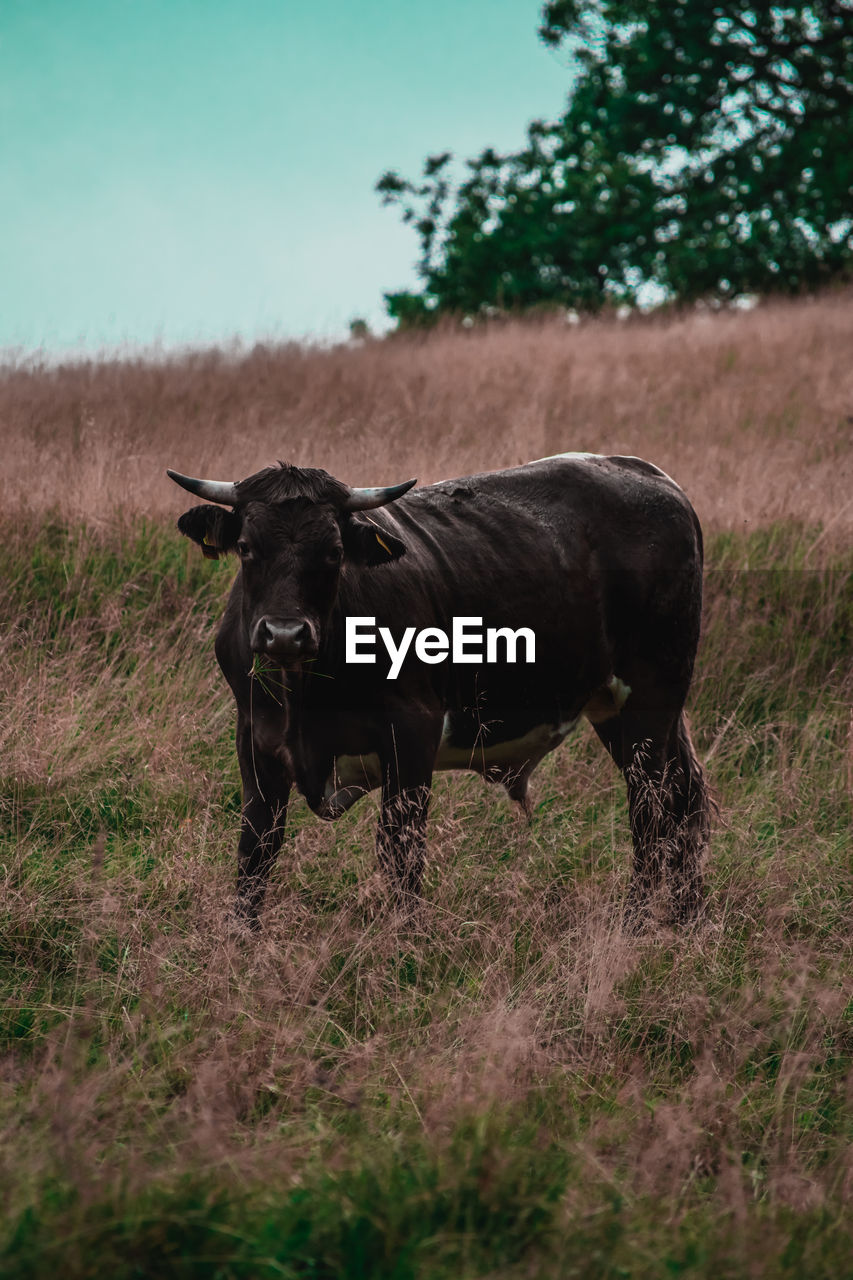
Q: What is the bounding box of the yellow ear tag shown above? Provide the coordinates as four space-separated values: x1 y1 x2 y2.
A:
201 534 219 560
374 531 392 556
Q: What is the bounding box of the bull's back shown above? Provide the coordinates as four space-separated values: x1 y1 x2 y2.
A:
392 452 700 588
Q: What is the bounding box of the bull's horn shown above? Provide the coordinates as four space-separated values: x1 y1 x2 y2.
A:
166 470 239 505
345 479 417 510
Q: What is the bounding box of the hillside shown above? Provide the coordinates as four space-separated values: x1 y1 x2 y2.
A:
1 294 851 1277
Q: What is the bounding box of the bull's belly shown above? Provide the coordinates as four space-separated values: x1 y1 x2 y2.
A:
317 675 630 820
433 715 575 771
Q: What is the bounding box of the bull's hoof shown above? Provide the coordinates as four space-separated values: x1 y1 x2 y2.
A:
393 888 423 915
621 895 652 935
669 890 706 928
384 883 424 927
228 902 262 936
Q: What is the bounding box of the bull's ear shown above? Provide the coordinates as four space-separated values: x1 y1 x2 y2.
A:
342 515 406 566
177 506 241 559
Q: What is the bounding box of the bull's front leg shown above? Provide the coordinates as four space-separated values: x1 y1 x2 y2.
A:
377 780 431 900
376 712 441 902
234 710 292 927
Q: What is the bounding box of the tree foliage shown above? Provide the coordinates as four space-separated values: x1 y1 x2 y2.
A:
377 2 853 322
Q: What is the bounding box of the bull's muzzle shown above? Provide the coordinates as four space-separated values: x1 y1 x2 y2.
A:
251 617 317 664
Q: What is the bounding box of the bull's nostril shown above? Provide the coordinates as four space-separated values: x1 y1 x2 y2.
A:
252 617 314 657
289 621 311 645
251 617 273 652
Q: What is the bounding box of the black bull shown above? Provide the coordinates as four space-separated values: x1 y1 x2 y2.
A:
168 452 712 927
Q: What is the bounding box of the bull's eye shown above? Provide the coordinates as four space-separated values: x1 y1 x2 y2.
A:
323 547 343 567
236 540 252 560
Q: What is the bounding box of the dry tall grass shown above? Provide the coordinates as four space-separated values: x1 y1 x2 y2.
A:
1 294 851 1276
2 292 852 538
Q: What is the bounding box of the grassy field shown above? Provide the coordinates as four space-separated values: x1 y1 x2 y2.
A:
1 296 852 1276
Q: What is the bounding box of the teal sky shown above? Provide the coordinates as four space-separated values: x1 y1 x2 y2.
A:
1 0 572 356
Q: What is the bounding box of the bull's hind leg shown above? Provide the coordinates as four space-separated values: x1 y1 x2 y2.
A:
593 707 709 927
662 714 711 923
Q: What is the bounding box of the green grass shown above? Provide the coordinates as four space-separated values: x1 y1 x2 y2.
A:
1 515 851 1277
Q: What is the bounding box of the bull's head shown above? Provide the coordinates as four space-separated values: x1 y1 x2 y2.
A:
168 463 415 666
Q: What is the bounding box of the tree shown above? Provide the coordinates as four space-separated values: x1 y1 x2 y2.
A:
349 317 371 340
377 1 853 322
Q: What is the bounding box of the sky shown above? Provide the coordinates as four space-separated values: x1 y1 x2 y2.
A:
1 0 574 356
